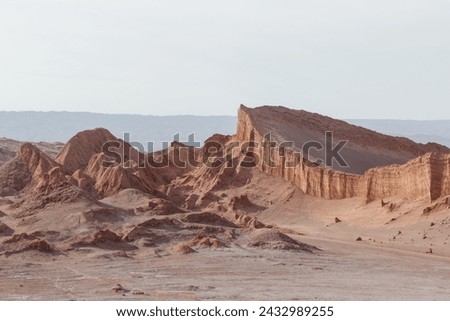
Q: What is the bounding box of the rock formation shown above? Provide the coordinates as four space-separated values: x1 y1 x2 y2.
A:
55 128 121 174
0 138 64 166
0 143 61 193
0 147 15 166
235 105 450 203
236 105 449 174
1 104 450 261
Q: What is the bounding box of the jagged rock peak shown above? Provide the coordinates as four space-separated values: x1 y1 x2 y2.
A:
55 128 118 174
0 143 60 193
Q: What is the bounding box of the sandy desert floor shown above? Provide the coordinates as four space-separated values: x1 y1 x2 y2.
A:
1 231 450 300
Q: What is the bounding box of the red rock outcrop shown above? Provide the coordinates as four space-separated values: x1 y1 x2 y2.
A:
18 143 60 179
55 128 143 174
82 153 159 198
0 147 15 166
247 229 317 252
54 128 189 198
2 233 53 255
0 138 64 166
364 153 450 202
236 105 450 203
185 235 228 248
0 143 61 192
237 105 449 174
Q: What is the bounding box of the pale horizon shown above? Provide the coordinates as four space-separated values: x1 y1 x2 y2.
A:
1 0 449 120
2 108 450 121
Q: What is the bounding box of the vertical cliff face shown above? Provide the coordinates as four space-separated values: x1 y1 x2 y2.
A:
430 153 450 201
363 153 450 202
364 156 432 202
236 106 364 199
236 105 450 203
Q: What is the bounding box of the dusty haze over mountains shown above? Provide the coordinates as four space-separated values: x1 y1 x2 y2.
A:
0 112 237 151
2 111 450 150
1 105 450 300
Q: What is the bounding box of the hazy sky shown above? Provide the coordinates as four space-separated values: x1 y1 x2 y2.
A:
0 0 449 119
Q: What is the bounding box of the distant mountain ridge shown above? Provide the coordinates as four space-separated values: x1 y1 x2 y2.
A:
346 119 450 147
0 111 237 151
1 111 450 148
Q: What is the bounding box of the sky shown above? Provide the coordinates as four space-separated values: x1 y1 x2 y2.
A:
0 0 449 119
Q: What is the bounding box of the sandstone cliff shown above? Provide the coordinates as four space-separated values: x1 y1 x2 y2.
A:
237 105 449 174
236 105 450 202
